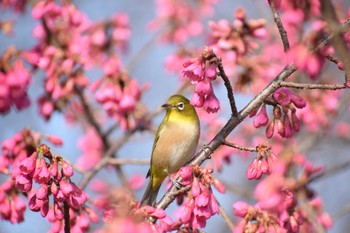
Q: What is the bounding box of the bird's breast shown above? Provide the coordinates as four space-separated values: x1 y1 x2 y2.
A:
151 121 200 174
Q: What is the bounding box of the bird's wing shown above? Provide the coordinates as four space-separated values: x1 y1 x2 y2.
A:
146 117 167 178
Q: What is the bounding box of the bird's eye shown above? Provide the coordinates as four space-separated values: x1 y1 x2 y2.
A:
177 102 185 111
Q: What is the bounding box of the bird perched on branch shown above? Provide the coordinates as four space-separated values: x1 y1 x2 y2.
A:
140 95 200 207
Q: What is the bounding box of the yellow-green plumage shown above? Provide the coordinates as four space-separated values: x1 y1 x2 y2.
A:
140 95 200 207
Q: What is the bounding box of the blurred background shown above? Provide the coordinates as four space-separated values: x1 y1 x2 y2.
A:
1 0 350 232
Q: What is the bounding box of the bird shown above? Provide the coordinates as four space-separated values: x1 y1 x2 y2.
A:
140 95 200 207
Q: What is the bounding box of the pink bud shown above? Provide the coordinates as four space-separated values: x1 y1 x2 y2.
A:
28 194 41 211
19 152 37 175
191 177 201 197
212 178 226 194
205 64 217 80
276 119 285 137
283 115 293 138
59 179 73 196
253 105 269 128
33 158 50 184
40 199 49 217
54 201 64 220
51 181 58 195
246 158 258 180
290 94 306 109
195 189 210 207
195 80 212 95
46 135 63 146
203 93 220 113
62 161 74 178
36 184 48 199
291 112 300 132
190 92 204 108
233 201 250 217
49 160 58 178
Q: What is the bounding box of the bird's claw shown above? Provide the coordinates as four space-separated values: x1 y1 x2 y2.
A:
170 177 183 189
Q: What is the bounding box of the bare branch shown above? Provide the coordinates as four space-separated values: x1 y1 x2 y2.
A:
267 0 290 51
156 18 350 212
217 57 238 117
309 160 350 183
320 1 350 82
280 82 348 90
64 201 70 233
222 140 257 152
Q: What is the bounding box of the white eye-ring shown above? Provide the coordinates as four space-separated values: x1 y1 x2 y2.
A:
177 102 185 111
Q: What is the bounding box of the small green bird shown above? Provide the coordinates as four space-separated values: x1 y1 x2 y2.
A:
140 95 200 207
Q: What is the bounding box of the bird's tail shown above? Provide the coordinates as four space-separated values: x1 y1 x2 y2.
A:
140 180 160 207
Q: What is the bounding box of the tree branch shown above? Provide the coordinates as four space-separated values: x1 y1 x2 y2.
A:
156 18 350 212
156 64 297 210
280 82 348 90
222 140 257 152
267 0 290 51
64 201 70 233
217 57 238 117
320 1 350 82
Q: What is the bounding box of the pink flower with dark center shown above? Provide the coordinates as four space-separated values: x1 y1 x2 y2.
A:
273 88 292 107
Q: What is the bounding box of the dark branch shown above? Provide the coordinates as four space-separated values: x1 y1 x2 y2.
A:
64 202 70 233
267 0 290 51
217 57 238 117
320 2 350 82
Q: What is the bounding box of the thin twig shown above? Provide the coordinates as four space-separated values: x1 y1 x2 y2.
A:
332 203 350 220
217 199 235 231
267 0 290 51
298 190 326 233
156 18 350 212
320 2 350 82
222 140 257 152
309 160 350 183
280 82 348 90
217 57 238 117
79 131 133 189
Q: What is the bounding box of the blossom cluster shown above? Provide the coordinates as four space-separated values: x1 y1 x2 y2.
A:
172 165 224 230
22 1 137 127
93 62 143 130
246 142 278 180
182 47 220 113
233 154 332 232
0 129 96 232
250 87 306 138
149 0 218 43
208 7 267 78
0 48 31 114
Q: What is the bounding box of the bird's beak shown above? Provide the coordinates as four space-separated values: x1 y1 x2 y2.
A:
161 103 172 109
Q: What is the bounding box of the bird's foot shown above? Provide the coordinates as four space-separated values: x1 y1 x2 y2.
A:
170 177 183 189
